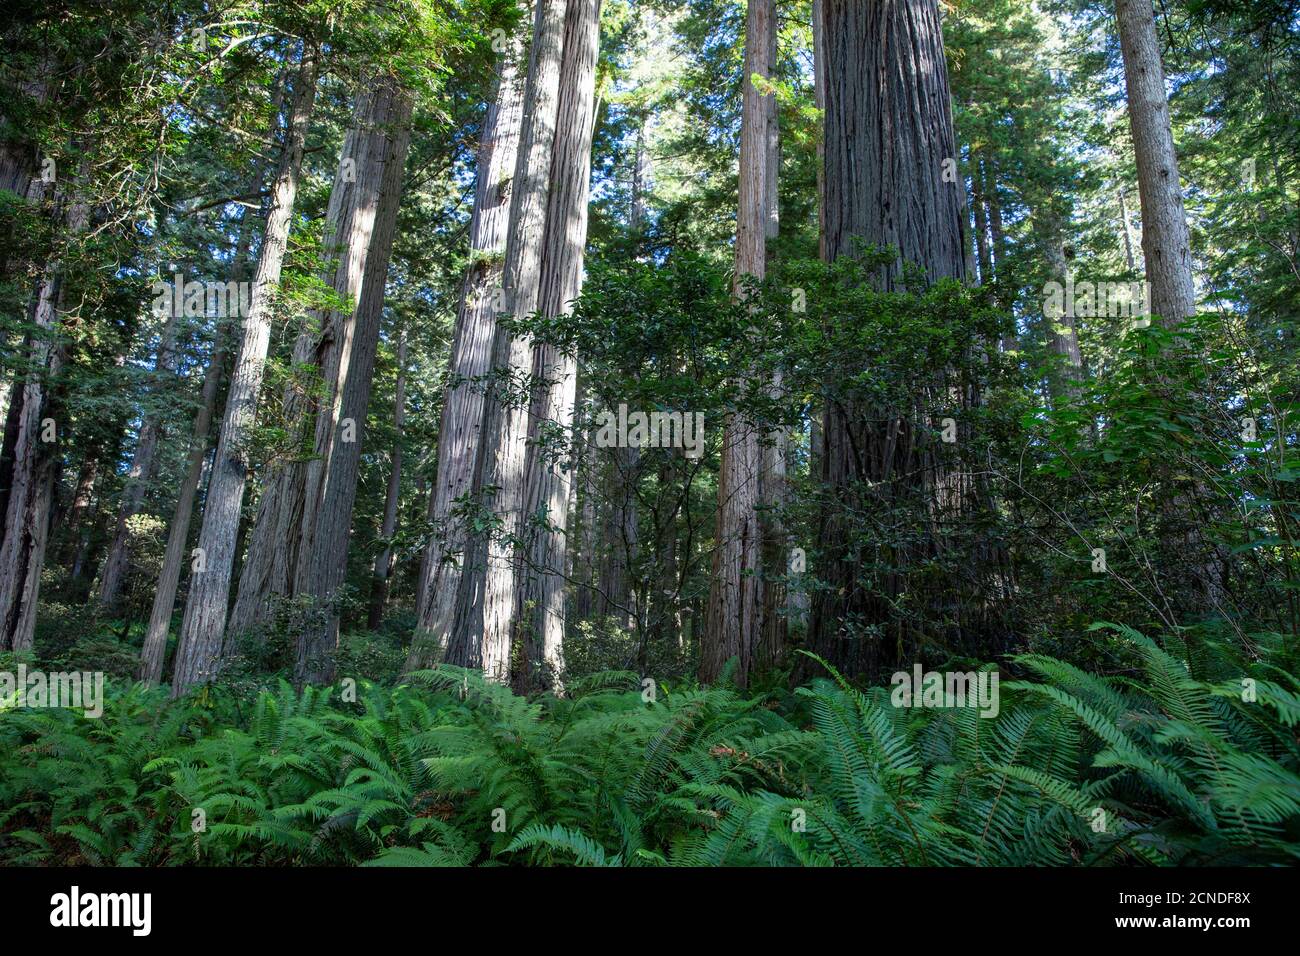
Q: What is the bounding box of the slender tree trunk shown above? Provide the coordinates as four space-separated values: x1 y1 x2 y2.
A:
97 308 180 611
1117 182 1138 272
64 450 99 599
1036 208 1085 401
702 0 775 687
972 158 992 282
1115 0 1196 326
408 36 527 671
294 78 413 685
171 48 319 696
368 332 408 629
138 319 229 683
448 0 568 683
0 183 89 651
138 110 280 685
812 0 826 262
514 0 602 692
599 446 638 629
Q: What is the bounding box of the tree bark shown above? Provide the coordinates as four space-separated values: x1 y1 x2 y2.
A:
515 0 602 692
1115 0 1196 326
293 78 413 685
448 0 568 683
170 47 319 696
802 0 967 682
408 36 526 671
702 0 776 688
0 181 90 651
230 79 392 638
138 79 283 685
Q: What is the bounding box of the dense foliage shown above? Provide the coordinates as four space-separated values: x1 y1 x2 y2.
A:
3 620 1297 866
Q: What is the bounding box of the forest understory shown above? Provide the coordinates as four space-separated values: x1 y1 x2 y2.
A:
0 0 1297 869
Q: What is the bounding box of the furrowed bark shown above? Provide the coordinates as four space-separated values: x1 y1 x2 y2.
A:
801 0 967 682
408 35 526 671
230 80 387 638
448 0 568 683
294 78 413 686
515 0 602 692
702 0 776 688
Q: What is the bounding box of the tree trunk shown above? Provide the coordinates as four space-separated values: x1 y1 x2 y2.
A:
170 48 319 696
702 0 776 688
1116 182 1138 273
972 158 992 282
230 80 392 638
802 0 966 682
448 0 568 683
97 308 180 611
138 86 282 685
408 36 526 671
1036 208 1085 402
368 332 407 629
1115 0 1196 326
293 78 413 685
0 183 90 651
514 0 602 692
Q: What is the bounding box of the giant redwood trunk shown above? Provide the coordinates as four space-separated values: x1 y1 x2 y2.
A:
171 49 318 696
801 0 967 682
407 37 526 672
514 0 602 692
1115 0 1196 327
702 0 777 688
230 80 396 639
293 78 413 686
448 0 568 683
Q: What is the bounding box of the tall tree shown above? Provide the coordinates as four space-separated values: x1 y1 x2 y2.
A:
230 77 405 638
0 177 89 651
447 0 568 683
515 0 603 691
293 76 413 685
171 46 320 696
408 32 526 671
368 331 408 629
702 0 778 687
802 0 967 681
1115 0 1196 326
